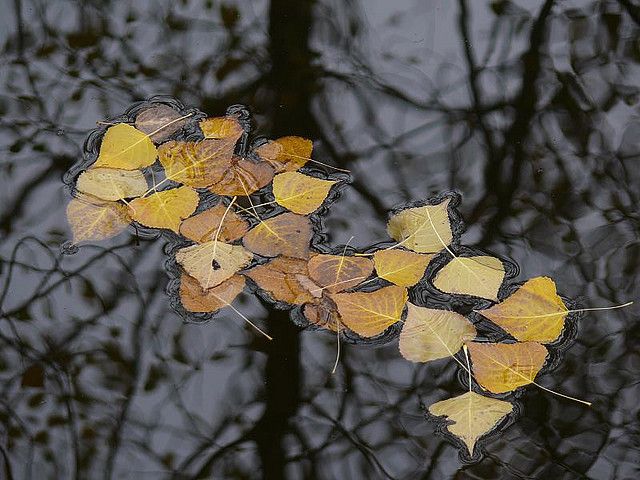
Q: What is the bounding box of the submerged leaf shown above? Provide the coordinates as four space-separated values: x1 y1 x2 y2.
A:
307 254 373 293
67 194 131 244
129 186 199 233
387 198 453 253
94 123 157 170
76 167 148 201
245 256 319 305
179 273 245 313
255 136 312 172
331 285 407 337
243 213 312 259
399 304 476 362
467 341 547 394
175 241 253 290
179 203 249 243
429 392 513 455
373 249 433 287
433 255 505 301
272 171 337 214
135 104 188 143
476 277 568 343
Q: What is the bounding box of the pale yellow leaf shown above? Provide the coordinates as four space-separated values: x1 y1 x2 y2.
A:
387 198 452 253
433 256 505 301
76 167 148 201
66 194 131 244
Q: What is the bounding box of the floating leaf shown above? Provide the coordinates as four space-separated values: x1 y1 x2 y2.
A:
255 136 312 172
307 254 373 293
467 341 547 394
331 285 407 337
128 186 199 233
76 167 148 201
175 240 253 290
429 392 513 455
66 194 131 244
200 116 243 139
304 295 342 332
245 256 320 305
208 156 274 196
476 277 568 343
387 198 453 253
179 273 245 313
272 171 337 214
243 213 312 259
135 104 188 143
179 203 249 243
433 255 505 301
399 304 476 362
93 123 157 170
373 249 433 287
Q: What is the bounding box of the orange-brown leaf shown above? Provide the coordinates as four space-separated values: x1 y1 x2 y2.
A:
180 273 245 313
255 136 312 172
304 295 343 332
307 254 373 293
242 213 312 259
245 256 320 305
208 156 274 196
199 116 244 139
179 203 249 243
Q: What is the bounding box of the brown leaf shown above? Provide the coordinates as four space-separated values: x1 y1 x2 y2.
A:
304 295 342 332
208 156 274 196
179 203 249 243
179 273 245 313
66 194 131 244
307 254 373 293
243 213 312 259
135 104 188 143
245 256 320 305
255 136 312 172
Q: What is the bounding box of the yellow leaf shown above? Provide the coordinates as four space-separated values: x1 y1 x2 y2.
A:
179 273 245 313
387 198 453 253
255 136 312 172
199 116 243 139
433 256 505 301
307 254 373 293
66 194 131 244
93 123 157 170
242 213 312 259
179 203 249 244
331 285 407 337
399 304 476 362
175 240 253 290
245 256 319 305
373 249 433 287
76 167 148 201
467 341 547 394
429 392 513 455
272 171 337 215
476 277 568 343
128 186 199 233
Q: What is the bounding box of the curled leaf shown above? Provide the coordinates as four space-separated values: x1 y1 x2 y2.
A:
373 249 433 287
331 285 407 337
255 136 312 172
429 392 513 455
433 255 505 301
399 304 476 362
179 273 245 313
243 212 312 259
94 123 157 170
476 277 567 343
66 194 131 244
307 254 373 294
304 295 343 332
179 203 249 243
135 104 188 143
76 167 148 201
272 171 337 214
245 256 319 305
129 186 199 233
467 341 547 394
387 198 453 253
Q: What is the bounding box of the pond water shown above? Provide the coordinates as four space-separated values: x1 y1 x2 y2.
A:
1 1 639 479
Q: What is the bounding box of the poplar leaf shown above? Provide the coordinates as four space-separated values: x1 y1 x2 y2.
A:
272 171 337 214
199 116 244 139
373 249 434 287
387 198 453 253
128 186 199 233
307 254 373 293
433 256 505 301
242 213 312 259
76 167 148 201
94 123 157 170
304 295 342 332
245 256 320 305
208 156 274 196
255 136 312 172
179 273 245 313
179 203 249 243
66 195 131 244
135 104 188 143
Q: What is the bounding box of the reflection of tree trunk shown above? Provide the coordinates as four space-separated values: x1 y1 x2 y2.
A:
253 1 316 479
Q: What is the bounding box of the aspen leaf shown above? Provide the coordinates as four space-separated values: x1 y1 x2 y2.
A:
208 155 274 196
272 171 337 214
179 203 249 243
307 254 373 293
399 304 476 362
135 104 188 143
93 123 157 170
304 295 342 332
179 273 245 313
76 167 148 201
242 213 312 259
66 194 131 244
255 136 312 172
175 241 253 290
387 198 453 253
373 249 433 287
429 392 513 455
476 277 568 343
467 341 547 394
245 256 319 305
200 116 243 139
128 186 199 233
331 285 407 337
433 255 505 301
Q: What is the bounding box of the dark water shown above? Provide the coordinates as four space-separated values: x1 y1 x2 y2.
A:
1 1 639 479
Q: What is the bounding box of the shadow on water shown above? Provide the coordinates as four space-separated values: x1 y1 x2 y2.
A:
1 1 639 479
